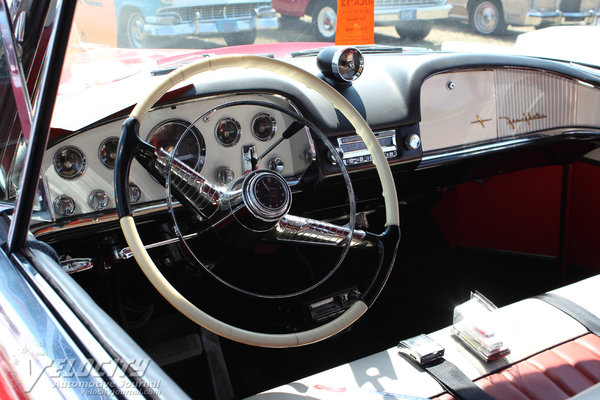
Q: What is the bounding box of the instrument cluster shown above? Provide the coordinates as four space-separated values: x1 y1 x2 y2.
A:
43 93 315 219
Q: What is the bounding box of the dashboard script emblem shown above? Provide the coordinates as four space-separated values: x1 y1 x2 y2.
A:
499 112 547 130
470 115 492 128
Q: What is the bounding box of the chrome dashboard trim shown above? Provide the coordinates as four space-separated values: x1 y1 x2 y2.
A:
423 65 600 90
36 125 600 238
32 201 181 237
34 129 600 237
33 175 304 238
418 128 600 169
117 232 198 260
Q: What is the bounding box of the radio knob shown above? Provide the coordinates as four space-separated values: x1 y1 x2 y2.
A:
406 134 421 151
268 157 285 173
216 167 234 185
327 148 344 165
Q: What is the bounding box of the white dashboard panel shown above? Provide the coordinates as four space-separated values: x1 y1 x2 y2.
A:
419 70 497 152
577 83 600 128
43 93 313 218
419 68 599 153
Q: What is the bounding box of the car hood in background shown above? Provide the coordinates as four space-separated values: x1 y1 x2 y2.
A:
441 25 600 68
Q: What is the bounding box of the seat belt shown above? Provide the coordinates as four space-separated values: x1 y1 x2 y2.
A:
398 334 496 400
535 293 600 336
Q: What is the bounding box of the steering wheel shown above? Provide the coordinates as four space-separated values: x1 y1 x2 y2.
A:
115 55 400 348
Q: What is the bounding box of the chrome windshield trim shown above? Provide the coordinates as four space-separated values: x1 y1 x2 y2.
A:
0 0 31 139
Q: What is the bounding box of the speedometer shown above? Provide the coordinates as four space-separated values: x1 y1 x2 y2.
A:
147 120 205 171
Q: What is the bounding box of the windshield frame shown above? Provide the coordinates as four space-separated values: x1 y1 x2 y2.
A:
5 0 75 253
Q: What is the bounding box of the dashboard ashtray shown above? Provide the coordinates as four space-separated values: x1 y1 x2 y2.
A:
451 291 510 362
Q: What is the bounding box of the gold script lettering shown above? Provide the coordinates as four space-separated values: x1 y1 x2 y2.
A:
499 112 547 130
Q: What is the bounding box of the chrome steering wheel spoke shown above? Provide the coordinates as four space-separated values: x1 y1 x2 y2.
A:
272 214 372 248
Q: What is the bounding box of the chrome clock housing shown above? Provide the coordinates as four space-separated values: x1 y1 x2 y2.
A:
317 47 364 83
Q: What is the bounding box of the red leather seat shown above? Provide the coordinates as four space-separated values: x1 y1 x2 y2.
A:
435 334 600 400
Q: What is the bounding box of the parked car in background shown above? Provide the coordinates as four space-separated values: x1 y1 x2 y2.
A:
272 0 451 41
448 0 600 35
73 0 279 48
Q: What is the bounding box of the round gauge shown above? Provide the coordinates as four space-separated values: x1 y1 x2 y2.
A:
335 48 364 82
147 120 205 170
252 113 277 141
254 174 289 210
98 137 119 169
215 118 241 147
128 183 141 204
53 146 86 179
54 195 76 217
88 189 109 211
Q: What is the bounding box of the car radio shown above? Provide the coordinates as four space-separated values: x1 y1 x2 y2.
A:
334 130 397 166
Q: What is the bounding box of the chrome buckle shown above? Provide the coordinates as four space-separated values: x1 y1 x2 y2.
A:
398 334 445 366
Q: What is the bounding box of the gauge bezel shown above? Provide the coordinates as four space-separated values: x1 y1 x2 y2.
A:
243 170 291 222
53 146 87 180
332 47 364 82
88 189 110 211
53 194 76 217
251 113 277 142
147 119 206 171
214 117 241 147
128 183 142 204
98 136 119 169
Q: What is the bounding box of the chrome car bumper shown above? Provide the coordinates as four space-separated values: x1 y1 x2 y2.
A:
560 10 597 24
524 9 596 26
374 3 452 24
144 6 278 37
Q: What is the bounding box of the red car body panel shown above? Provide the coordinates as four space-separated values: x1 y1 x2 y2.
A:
272 0 312 16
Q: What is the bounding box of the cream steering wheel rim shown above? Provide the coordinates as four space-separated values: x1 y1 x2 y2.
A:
119 54 399 348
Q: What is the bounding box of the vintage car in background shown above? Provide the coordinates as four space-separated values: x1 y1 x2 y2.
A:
4 0 600 399
72 0 279 48
272 0 451 41
448 0 600 35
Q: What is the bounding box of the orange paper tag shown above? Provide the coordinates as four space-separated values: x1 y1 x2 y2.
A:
335 0 375 46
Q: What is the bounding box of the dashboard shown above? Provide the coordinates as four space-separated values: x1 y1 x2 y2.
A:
42 93 315 219
35 51 600 238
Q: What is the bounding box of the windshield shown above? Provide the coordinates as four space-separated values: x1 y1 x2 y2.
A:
63 0 600 77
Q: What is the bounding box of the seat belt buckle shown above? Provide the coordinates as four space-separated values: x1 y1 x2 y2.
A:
398 334 445 366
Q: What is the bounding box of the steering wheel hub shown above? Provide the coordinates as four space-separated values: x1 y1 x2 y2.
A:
242 170 291 222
